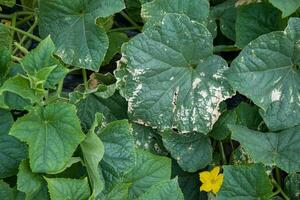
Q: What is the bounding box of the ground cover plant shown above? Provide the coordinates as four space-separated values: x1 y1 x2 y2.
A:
0 0 300 199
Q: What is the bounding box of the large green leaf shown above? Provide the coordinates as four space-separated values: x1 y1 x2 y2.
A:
141 0 209 27
10 103 85 173
80 113 105 197
39 0 125 71
99 120 136 175
139 178 184 200
45 177 91 200
97 183 130 200
0 180 15 200
217 164 273 200
229 125 300 173
226 17 300 131
285 173 300 200
0 24 11 48
269 0 300 17
20 36 68 89
124 149 171 199
161 131 212 172
235 2 284 48
0 135 27 178
118 13 233 133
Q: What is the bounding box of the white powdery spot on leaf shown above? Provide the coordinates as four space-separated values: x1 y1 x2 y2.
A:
128 84 143 113
271 89 281 102
192 78 201 89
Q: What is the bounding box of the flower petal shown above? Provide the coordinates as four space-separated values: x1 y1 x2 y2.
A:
199 171 211 183
210 166 220 178
200 182 212 192
212 174 224 194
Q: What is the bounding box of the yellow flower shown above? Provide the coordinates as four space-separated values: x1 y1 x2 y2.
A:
199 166 224 194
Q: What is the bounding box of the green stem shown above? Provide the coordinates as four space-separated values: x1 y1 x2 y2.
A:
271 179 290 200
13 16 38 54
16 14 34 26
275 167 282 187
213 45 240 53
11 55 22 62
219 141 227 165
0 13 12 19
5 25 42 42
56 79 64 97
82 69 89 91
14 42 29 54
9 13 17 53
120 11 140 28
109 26 142 32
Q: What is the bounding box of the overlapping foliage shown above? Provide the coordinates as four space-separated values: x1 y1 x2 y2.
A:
0 0 299 199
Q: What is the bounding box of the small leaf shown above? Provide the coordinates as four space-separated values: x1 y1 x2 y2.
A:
0 109 13 135
285 173 300 200
10 103 85 173
217 164 273 199
0 180 15 200
229 125 300 173
269 0 300 17
161 131 212 172
45 177 91 200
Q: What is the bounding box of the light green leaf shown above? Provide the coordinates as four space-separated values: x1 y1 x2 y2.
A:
139 178 184 200
161 131 212 172
118 13 233 133
217 164 273 200
17 160 43 197
10 103 85 173
81 113 105 197
39 0 125 71
285 173 300 200
20 36 68 89
0 0 15 7
229 125 300 173
99 120 136 175
141 0 209 28
269 0 300 17
0 109 13 136
226 17 300 131
124 149 171 199
97 183 130 200
104 32 129 65
0 135 27 178
45 177 91 200
235 2 284 48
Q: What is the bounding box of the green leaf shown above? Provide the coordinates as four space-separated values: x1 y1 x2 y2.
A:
285 173 300 200
0 75 44 104
0 0 15 7
17 160 43 197
99 120 136 175
46 177 91 200
141 0 209 28
124 149 171 199
161 131 212 172
0 109 13 135
104 32 129 65
269 0 300 17
0 135 27 178
139 178 184 200
0 24 11 48
81 113 105 197
97 183 130 200
39 0 125 71
20 36 68 89
118 13 233 133
0 180 15 200
226 17 300 131
10 103 85 173
0 48 11 85
234 102 262 129
76 93 127 131
211 0 236 41
229 125 300 173
235 2 284 48
217 164 273 200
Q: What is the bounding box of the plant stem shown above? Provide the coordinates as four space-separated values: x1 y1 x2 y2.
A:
219 141 227 164
5 25 42 42
271 179 290 200
82 69 89 91
11 55 22 62
14 42 29 54
120 11 140 28
0 13 12 19
56 79 64 97
109 26 142 32
9 13 17 53
275 167 282 187
16 14 34 26
213 45 240 53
